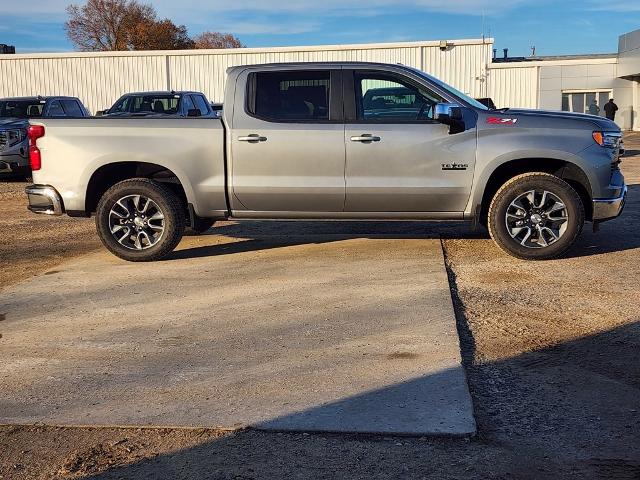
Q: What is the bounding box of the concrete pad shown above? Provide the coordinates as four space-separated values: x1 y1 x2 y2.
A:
0 229 475 435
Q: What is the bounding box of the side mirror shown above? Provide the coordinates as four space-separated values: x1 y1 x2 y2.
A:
187 109 202 117
95 110 106 116
435 103 465 134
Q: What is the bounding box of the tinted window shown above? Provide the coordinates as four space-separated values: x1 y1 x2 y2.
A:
47 100 66 117
191 95 210 115
356 72 442 122
0 100 44 118
62 100 83 116
250 71 330 121
109 95 179 114
182 95 197 115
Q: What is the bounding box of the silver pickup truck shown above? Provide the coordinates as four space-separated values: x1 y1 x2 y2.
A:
25 62 626 261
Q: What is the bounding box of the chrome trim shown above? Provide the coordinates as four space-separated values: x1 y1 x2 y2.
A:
592 185 627 221
25 185 64 216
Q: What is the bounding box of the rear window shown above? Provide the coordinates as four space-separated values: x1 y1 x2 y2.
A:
248 71 330 121
0 100 45 118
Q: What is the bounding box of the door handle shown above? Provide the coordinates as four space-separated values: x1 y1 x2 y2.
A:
238 134 267 143
350 134 381 143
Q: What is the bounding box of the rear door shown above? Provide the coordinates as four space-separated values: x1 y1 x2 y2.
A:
229 68 345 213
344 69 477 213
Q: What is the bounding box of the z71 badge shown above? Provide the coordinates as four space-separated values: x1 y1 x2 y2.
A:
487 117 518 125
442 163 468 171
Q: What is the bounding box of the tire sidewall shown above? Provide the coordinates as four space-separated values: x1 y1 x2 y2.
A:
489 175 584 260
96 180 184 261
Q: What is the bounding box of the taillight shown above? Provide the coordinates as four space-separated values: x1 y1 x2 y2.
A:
28 125 45 171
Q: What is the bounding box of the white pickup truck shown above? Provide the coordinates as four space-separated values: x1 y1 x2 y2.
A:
26 62 626 261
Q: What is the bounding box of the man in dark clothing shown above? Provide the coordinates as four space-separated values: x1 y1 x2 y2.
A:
604 99 618 121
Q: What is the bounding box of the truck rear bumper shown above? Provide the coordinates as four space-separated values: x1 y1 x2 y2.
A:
25 185 64 216
592 185 627 222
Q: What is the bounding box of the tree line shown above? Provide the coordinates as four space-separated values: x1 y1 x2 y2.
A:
65 0 244 51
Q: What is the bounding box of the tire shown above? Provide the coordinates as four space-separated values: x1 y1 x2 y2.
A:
488 172 585 260
185 218 215 236
96 178 186 262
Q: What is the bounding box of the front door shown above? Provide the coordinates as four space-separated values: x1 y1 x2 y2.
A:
230 69 345 213
344 70 476 213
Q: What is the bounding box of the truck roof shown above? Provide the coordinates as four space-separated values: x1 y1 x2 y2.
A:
226 61 416 74
118 91 203 96
0 95 81 101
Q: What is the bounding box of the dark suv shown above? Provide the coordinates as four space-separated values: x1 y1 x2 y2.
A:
98 91 217 118
0 96 90 177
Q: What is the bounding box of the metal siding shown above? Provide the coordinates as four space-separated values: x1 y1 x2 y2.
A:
488 66 539 109
0 55 167 114
0 40 493 113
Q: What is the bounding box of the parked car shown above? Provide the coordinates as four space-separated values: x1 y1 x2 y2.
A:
25 62 626 261
0 96 89 177
97 91 217 118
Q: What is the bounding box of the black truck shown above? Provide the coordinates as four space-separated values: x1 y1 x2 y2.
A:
0 96 90 178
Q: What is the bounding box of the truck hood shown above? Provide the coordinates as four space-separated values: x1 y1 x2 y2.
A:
0 118 28 129
497 108 620 131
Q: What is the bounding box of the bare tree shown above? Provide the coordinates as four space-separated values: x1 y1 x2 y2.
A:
65 0 152 51
193 32 245 49
65 0 195 51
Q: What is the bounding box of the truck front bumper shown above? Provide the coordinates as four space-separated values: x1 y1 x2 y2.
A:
25 185 64 216
592 185 627 222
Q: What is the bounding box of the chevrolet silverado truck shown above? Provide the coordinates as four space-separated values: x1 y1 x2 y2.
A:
0 96 90 177
25 62 627 261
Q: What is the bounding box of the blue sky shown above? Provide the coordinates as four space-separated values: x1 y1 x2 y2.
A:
1 0 639 56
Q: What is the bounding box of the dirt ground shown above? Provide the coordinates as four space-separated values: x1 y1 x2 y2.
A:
1 135 639 479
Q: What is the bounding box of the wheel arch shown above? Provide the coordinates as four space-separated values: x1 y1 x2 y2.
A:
85 161 190 217
477 157 593 225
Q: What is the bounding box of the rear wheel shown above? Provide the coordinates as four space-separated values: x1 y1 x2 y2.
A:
96 178 186 262
488 173 584 260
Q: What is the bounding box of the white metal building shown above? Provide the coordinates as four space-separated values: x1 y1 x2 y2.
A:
1 31 639 130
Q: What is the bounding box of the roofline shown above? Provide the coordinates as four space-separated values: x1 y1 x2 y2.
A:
490 56 618 69
1 38 494 60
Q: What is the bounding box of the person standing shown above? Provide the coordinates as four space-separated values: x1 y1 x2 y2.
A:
604 98 619 121
589 99 600 116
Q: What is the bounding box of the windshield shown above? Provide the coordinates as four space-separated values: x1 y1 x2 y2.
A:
109 94 180 115
408 68 489 111
0 100 45 118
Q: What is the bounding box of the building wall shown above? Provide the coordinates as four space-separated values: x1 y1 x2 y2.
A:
0 39 493 114
487 65 538 109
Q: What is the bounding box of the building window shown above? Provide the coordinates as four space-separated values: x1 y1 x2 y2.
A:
562 91 611 116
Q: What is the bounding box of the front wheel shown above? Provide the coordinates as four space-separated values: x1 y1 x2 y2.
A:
488 173 585 260
96 178 186 262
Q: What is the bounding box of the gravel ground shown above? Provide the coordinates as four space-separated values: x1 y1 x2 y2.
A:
1 135 639 479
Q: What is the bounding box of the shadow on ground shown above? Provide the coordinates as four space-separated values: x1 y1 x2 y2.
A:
73 320 640 480
168 183 639 262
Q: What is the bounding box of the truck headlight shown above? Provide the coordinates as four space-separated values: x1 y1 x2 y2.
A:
1 129 26 148
592 131 622 148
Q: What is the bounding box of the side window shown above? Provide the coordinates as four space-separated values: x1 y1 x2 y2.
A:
192 95 211 116
355 72 443 122
61 100 83 117
248 70 330 122
182 95 196 114
47 100 66 117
